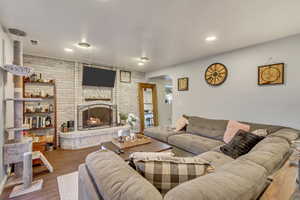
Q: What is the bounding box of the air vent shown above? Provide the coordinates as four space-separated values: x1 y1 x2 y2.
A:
30 40 38 45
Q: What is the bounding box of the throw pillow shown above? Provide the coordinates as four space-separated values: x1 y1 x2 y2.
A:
133 156 213 195
220 130 264 159
175 116 189 132
129 152 175 161
129 152 175 170
252 129 268 137
223 120 250 143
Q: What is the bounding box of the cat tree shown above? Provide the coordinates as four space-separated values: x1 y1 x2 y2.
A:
1 39 44 198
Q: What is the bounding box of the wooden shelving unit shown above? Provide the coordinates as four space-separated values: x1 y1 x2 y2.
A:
27 126 55 131
22 78 58 151
24 111 54 115
23 80 55 85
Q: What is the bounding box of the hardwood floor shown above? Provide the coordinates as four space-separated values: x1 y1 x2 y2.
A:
1 146 99 200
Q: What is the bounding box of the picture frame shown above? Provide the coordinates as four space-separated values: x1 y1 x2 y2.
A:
120 70 131 83
178 77 189 91
258 63 284 85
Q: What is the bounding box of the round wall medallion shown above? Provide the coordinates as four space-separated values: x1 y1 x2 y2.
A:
204 63 228 86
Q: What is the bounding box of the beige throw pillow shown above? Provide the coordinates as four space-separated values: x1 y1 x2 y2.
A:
175 116 189 132
252 129 268 137
129 152 175 161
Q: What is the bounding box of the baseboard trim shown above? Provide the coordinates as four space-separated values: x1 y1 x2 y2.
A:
0 174 8 195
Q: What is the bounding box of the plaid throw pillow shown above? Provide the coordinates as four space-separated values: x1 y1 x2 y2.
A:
133 156 213 195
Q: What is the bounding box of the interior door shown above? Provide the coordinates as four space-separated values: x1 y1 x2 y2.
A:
138 83 158 132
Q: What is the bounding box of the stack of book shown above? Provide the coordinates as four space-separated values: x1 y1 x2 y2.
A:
24 116 52 129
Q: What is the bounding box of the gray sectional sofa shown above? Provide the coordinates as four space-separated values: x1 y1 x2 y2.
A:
78 116 299 200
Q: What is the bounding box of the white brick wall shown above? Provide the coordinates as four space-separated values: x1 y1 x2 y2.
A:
24 55 146 132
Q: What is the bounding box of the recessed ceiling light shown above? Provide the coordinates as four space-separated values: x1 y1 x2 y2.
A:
140 57 150 62
206 36 217 42
64 48 73 52
138 62 145 66
77 42 91 48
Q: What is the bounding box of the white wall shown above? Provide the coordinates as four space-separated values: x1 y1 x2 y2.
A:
147 34 300 129
0 26 14 191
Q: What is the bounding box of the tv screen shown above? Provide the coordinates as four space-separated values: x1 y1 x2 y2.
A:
82 66 116 87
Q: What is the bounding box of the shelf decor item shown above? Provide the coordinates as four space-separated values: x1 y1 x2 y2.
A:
205 63 228 86
258 63 284 85
120 70 131 83
178 77 189 91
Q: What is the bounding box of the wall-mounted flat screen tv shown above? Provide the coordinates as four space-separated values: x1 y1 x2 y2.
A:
82 66 116 87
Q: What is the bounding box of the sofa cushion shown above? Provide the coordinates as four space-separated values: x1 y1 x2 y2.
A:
267 128 299 143
186 116 228 140
133 156 212 195
238 136 290 174
251 136 290 153
165 159 268 200
195 151 234 168
220 130 264 159
168 134 224 155
217 159 268 181
85 150 163 200
144 126 182 142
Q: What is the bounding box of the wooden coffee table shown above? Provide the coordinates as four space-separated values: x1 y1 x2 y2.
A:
101 137 172 161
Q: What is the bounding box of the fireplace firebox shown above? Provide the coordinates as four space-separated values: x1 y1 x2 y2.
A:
77 103 117 130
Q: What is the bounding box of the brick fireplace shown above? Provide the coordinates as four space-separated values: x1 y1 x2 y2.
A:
60 103 127 150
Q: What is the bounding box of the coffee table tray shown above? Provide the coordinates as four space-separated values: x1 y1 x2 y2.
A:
112 134 151 149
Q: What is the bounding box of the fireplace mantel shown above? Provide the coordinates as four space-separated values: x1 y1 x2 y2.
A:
77 102 114 106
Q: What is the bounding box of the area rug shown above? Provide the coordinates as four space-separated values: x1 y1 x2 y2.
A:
57 171 78 200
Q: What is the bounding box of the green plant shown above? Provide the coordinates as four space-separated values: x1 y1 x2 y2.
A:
119 113 128 121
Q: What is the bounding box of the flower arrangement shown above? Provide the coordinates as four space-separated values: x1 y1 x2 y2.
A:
126 113 138 129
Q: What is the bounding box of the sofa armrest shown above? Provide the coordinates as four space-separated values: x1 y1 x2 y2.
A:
85 150 163 200
78 164 104 200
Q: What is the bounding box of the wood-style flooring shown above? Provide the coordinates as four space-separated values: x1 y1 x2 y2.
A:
1 146 99 200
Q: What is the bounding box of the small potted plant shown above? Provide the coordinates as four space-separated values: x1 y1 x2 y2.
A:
119 113 128 125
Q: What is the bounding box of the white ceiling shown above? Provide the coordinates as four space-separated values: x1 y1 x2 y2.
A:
1 0 300 72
